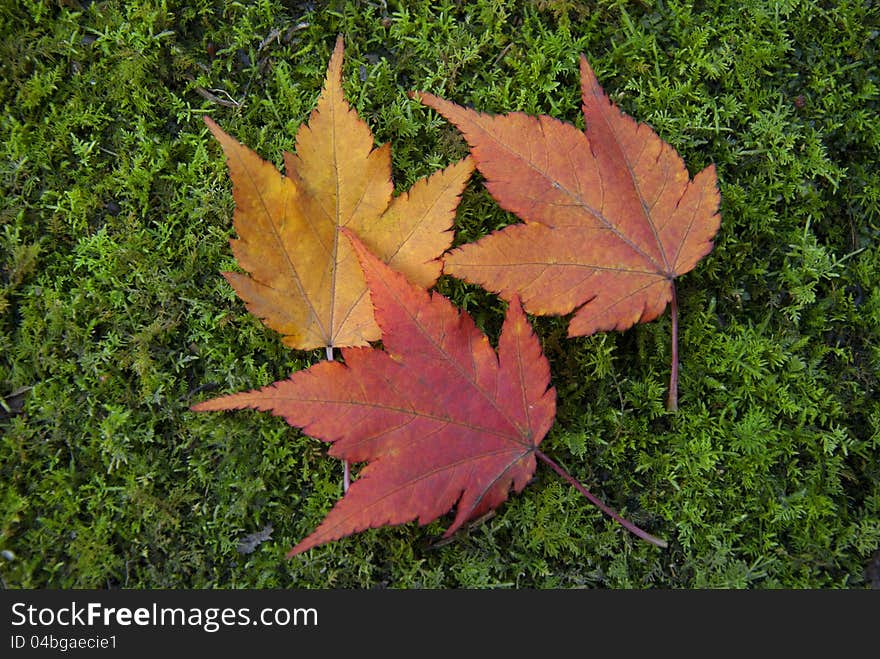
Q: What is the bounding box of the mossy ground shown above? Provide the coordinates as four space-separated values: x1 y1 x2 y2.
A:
1 0 879 588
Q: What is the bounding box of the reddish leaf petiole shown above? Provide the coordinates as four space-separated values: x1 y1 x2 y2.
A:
536 450 668 548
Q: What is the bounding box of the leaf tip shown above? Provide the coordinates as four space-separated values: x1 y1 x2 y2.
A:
189 397 226 413
328 34 345 82
338 225 359 249
203 114 225 141
578 51 590 70
412 90 443 112
578 53 600 88
202 115 239 155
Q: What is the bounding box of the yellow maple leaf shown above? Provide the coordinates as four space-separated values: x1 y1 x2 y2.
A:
206 36 473 351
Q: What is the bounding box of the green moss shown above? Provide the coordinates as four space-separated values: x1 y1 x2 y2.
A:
1 0 878 588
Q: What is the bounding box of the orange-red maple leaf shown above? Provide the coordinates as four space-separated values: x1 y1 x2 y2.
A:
193 232 668 553
206 36 473 352
416 55 720 409
193 231 557 555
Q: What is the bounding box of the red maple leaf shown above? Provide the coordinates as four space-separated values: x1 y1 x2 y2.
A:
193 231 666 555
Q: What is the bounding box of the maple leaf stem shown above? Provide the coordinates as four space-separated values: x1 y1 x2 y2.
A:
535 450 668 549
667 283 679 412
325 344 352 492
